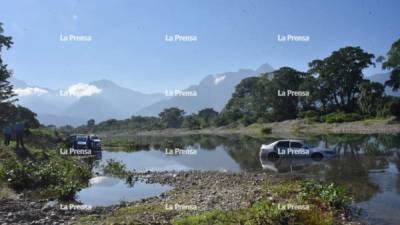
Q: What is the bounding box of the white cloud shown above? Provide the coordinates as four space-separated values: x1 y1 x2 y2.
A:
62 83 102 97
214 75 226 85
14 87 48 97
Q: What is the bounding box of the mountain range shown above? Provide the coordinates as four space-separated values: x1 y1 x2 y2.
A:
12 65 396 127
10 63 273 126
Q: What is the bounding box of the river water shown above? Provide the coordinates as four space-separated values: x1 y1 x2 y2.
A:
77 134 400 225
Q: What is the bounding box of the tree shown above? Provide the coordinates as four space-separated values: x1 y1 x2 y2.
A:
0 23 15 105
265 67 305 121
182 114 201 129
0 22 15 125
197 108 218 127
383 38 400 92
159 107 185 128
7 105 40 128
308 47 375 112
358 80 385 117
220 77 261 124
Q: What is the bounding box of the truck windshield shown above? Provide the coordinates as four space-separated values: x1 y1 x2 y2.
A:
77 137 87 142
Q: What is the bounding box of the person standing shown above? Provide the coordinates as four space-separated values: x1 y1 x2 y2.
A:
15 121 25 149
2 124 12 146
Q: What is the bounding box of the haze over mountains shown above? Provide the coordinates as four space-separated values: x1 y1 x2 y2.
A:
11 78 168 126
10 63 273 126
11 64 396 127
136 63 274 116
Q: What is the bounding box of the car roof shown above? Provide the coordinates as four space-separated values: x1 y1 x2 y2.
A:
276 139 303 142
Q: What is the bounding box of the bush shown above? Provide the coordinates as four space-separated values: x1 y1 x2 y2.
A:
103 159 128 178
321 112 362 123
300 180 351 210
261 127 272 134
298 110 319 119
173 199 333 225
377 105 392 118
0 155 91 200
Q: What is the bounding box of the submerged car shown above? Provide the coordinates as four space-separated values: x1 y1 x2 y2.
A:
260 139 335 160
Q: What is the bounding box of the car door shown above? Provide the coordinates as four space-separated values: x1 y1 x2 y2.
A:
290 141 309 157
276 141 290 156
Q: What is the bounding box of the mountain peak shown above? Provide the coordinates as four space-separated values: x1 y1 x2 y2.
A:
90 79 117 87
256 62 274 74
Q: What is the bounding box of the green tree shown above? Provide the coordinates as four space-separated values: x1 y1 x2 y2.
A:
197 108 218 127
0 23 14 105
265 67 305 121
220 77 261 124
159 107 185 128
309 47 375 112
182 114 201 129
0 23 16 126
383 38 400 92
358 80 385 117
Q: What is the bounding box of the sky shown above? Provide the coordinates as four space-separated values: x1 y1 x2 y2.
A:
1 0 399 93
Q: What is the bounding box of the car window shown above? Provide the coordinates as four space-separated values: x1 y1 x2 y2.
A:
290 142 303 148
277 141 289 148
77 136 87 141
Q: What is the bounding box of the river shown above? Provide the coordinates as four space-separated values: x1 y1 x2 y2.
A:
77 134 400 225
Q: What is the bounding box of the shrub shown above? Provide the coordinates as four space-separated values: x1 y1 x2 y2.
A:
103 159 128 178
0 155 91 200
298 110 320 119
261 127 272 134
300 180 351 210
56 180 81 201
321 112 362 123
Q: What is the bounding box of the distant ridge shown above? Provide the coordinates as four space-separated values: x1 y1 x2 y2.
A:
136 62 274 116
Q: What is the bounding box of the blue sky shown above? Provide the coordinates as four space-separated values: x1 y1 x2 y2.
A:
1 0 399 93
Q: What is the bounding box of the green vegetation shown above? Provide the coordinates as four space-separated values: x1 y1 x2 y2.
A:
101 138 151 151
173 180 350 225
159 107 186 128
103 159 129 178
217 45 400 126
321 112 362 124
383 38 400 92
0 144 92 200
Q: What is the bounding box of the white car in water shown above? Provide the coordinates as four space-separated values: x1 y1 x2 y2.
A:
260 139 336 160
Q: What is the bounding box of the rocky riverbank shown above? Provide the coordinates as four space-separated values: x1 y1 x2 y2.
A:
0 171 365 225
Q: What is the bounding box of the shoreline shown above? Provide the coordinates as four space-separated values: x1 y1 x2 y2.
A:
102 118 400 138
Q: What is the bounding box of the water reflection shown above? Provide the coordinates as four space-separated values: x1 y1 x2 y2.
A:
260 157 331 173
76 176 172 207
